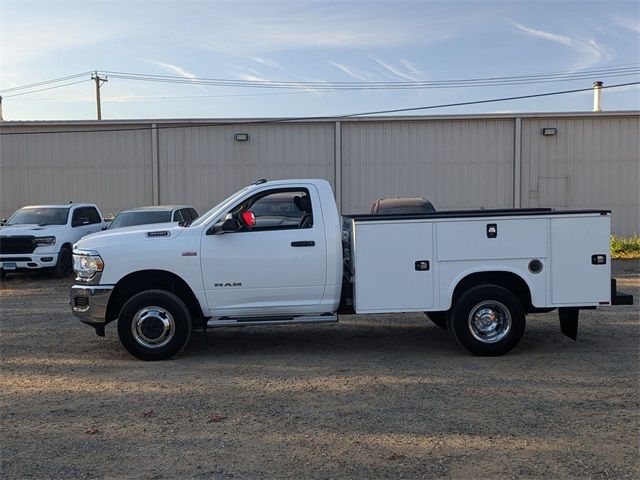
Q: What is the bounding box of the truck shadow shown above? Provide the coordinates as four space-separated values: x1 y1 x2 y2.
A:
184 320 468 359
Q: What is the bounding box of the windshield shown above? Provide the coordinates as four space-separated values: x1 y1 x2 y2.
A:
108 211 172 229
190 185 253 227
6 207 69 226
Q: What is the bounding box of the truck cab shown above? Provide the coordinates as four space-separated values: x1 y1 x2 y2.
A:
1 203 106 278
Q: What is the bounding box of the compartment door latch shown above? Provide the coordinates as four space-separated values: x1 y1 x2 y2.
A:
415 260 430 271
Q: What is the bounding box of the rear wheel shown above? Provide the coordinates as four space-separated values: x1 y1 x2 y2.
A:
426 311 448 329
52 247 72 278
117 290 192 361
448 284 525 356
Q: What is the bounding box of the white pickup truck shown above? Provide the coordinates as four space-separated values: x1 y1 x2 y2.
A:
1 203 106 278
70 179 632 360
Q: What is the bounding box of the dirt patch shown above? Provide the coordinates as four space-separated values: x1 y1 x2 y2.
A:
1 261 639 479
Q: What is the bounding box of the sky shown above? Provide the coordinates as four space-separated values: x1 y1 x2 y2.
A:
0 0 639 120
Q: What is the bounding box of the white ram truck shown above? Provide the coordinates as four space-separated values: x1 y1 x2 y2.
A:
1 204 106 278
70 179 632 360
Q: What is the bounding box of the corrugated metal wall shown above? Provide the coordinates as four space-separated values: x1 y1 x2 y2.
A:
158 123 335 214
1 113 638 235
0 125 153 219
521 116 639 236
341 119 514 213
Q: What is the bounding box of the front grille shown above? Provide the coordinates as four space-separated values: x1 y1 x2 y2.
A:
0 257 32 262
0 236 37 254
74 297 90 308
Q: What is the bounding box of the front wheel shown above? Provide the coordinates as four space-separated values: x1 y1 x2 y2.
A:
448 285 525 356
52 247 72 278
117 290 192 361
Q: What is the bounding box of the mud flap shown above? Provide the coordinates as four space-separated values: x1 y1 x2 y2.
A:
559 307 579 340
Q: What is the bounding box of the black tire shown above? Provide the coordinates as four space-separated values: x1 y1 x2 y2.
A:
426 311 448 329
117 289 192 361
52 246 73 278
0 269 6 279
448 284 526 356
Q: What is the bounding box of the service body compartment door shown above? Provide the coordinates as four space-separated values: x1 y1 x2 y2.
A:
353 221 434 313
550 215 611 305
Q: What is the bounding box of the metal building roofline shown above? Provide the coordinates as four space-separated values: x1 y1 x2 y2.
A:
1 110 639 127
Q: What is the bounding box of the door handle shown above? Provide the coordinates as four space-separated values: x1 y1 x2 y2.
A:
291 241 315 247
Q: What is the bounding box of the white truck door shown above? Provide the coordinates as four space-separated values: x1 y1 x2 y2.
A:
201 186 327 316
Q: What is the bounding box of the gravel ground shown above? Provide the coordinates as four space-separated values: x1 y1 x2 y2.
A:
1 260 638 480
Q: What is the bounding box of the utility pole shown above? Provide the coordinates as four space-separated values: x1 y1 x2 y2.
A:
91 70 108 120
0 95 4 121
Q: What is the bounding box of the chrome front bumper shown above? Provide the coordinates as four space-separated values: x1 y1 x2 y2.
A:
70 284 114 334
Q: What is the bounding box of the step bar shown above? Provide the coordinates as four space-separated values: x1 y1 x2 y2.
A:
207 315 338 328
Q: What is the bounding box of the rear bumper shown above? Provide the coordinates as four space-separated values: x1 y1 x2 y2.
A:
70 284 114 333
0 254 58 271
611 278 634 306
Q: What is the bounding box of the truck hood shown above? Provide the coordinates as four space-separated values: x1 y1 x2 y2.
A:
0 224 67 236
74 223 186 250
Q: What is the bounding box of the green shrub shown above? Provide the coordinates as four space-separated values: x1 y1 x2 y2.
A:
611 235 640 259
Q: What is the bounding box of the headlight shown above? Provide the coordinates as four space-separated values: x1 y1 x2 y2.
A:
35 236 56 246
73 251 104 280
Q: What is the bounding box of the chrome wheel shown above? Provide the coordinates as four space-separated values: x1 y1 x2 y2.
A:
131 306 176 349
467 300 512 344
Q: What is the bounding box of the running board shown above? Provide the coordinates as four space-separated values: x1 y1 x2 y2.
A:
207 315 338 328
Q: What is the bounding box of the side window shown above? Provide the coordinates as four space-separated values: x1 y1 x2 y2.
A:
86 207 101 224
173 210 184 222
71 208 88 227
188 208 199 220
181 209 193 221
233 189 313 231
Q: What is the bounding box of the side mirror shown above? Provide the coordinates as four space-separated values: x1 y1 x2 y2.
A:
0 219 6 226
208 217 240 235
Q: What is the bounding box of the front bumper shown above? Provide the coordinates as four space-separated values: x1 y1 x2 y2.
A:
1 253 58 271
70 284 114 335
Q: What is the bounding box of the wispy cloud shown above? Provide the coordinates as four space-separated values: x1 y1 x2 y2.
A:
234 73 322 94
326 61 367 81
148 61 198 81
400 59 423 76
190 3 462 56
512 22 572 46
612 16 640 34
511 21 613 69
370 57 421 81
250 57 280 69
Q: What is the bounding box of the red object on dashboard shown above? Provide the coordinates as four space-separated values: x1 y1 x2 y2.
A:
241 211 256 228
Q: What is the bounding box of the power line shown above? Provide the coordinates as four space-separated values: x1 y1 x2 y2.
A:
0 72 92 94
1 81 637 136
8 90 314 102
2 79 92 98
338 81 640 117
2 64 638 101
101 65 640 90
104 63 640 85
